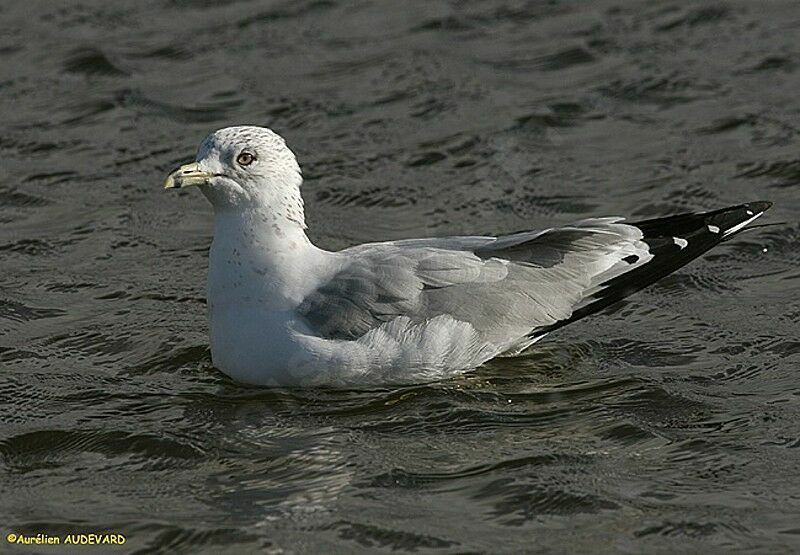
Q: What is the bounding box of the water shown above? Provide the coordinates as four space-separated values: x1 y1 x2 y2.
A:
1 0 799 552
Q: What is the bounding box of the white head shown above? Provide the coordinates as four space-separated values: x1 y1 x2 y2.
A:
165 126 306 227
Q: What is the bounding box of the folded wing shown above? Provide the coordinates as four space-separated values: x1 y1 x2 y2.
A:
298 202 771 352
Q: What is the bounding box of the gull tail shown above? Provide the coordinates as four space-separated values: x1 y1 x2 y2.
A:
529 201 772 339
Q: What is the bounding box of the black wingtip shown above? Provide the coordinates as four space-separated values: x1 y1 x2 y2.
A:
633 200 773 239
702 200 773 238
526 201 773 340
733 200 772 216
745 200 772 214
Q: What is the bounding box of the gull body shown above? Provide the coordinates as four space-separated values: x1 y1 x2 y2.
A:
165 126 771 386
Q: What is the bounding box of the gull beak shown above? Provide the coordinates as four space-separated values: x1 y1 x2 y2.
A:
164 162 211 189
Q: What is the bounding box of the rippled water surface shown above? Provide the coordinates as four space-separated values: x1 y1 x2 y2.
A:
1 0 799 552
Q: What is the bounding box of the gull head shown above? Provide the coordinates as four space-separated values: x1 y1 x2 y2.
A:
164 126 303 215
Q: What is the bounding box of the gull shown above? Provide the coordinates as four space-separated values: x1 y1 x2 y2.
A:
164 126 771 386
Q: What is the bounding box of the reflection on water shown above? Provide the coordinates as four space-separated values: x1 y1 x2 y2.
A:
1 0 799 552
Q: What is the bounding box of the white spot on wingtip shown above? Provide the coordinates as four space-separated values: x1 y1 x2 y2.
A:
707 225 720 234
746 210 754 216
673 236 688 249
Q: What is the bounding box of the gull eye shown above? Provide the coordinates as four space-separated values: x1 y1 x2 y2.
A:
236 151 255 166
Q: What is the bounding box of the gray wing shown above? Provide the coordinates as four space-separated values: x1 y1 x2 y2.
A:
297 218 650 345
298 201 772 349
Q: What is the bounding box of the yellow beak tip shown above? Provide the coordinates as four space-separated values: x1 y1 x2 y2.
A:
163 162 209 190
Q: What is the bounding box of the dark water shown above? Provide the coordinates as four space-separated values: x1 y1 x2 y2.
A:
1 0 799 552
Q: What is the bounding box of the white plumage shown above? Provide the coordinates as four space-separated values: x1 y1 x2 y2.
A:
164 126 771 386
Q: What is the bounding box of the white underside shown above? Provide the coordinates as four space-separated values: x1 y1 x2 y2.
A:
209 306 512 387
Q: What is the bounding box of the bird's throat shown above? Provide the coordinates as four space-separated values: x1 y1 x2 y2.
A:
207 208 329 311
